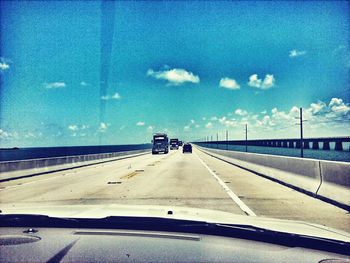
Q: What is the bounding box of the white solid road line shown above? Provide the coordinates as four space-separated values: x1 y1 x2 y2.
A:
194 151 257 216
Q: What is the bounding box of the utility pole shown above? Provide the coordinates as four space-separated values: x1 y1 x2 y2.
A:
217 132 219 149
226 130 228 150
245 124 248 152
295 107 306 158
300 108 304 158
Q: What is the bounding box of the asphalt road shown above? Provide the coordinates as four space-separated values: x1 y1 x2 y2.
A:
0 147 349 232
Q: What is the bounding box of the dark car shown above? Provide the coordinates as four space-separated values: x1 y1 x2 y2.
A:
183 143 192 153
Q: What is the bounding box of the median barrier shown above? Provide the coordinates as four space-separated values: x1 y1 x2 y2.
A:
196 146 350 209
197 147 321 194
0 149 150 182
317 161 350 208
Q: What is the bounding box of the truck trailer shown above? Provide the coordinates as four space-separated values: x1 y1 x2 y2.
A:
152 133 169 154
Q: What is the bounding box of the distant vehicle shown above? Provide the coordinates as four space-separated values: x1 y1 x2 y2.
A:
169 138 179 150
152 133 169 154
178 141 183 146
183 143 192 153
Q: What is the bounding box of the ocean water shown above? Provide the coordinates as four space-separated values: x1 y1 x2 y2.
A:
0 144 152 162
1 143 349 163
196 142 350 162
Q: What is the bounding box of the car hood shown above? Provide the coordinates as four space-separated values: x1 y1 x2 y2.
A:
1 204 350 242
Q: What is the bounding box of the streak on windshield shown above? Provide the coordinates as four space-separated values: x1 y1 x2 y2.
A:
99 0 116 144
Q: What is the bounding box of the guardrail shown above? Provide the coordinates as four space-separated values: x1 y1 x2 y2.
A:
196 146 350 211
0 149 150 182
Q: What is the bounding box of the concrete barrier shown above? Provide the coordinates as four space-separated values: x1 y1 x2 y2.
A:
196 146 350 209
0 149 150 182
317 161 350 208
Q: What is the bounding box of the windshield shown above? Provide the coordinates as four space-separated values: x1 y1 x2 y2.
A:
0 0 349 239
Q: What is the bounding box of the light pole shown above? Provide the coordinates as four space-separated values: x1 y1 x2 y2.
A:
226 130 228 150
217 133 219 149
295 107 306 158
245 124 248 152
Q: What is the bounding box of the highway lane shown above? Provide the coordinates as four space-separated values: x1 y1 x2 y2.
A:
0 149 243 215
0 146 349 232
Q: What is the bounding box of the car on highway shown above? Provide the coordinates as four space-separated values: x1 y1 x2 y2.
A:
170 142 179 150
183 143 192 153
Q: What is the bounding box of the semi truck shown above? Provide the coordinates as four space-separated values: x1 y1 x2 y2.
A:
169 138 179 150
152 133 169 154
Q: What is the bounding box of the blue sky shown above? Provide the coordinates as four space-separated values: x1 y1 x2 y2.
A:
0 0 349 147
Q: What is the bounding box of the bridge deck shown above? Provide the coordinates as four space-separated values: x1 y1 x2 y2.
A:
1 147 349 232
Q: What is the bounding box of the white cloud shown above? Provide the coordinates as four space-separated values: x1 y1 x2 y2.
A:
218 116 226 124
329 98 343 107
219 77 240 90
210 116 218 121
190 119 195 124
289 106 299 115
289 49 307 58
80 81 88 86
68 125 78 131
248 74 275 89
101 92 121 100
100 122 108 129
136 121 145 126
202 117 206 121
262 115 273 126
184 125 190 131
147 126 154 132
309 101 327 115
98 122 108 132
0 62 9 71
0 129 10 139
208 97 349 138
271 108 292 121
68 124 89 132
120 125 126 130
147 68 200 85
0 129 18 140
262 75 275 89
248 74 261 88
235 109 247 116
24 132 36 139
111 92 121 99
329 98 350 114
0 57 11 72
218 116 235 127
205 122 213 128
44 82 66 89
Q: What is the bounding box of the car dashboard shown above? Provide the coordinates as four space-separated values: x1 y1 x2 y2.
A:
1 226 349 262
